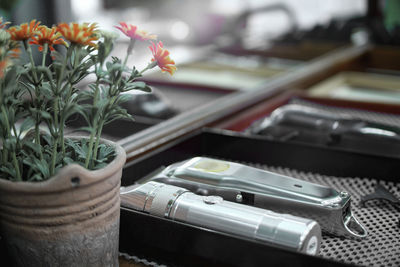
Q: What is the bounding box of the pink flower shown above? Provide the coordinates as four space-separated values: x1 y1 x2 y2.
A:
149 41 176 75
115 22 156 41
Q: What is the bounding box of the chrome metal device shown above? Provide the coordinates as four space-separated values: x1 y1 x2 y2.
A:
121 181 322 255
246 104 400 158
144 157 368 239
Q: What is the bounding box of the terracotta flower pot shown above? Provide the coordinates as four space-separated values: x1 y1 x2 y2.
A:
0 138 126 267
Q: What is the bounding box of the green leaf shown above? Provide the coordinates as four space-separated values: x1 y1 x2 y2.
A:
62 103 81 121
66 139 87 160
4 66 18 88
28 174 44 182
4 137 17 150
63 157 74 165
23 141 42 155
18 117 35 136
106 62 124 73
94 162 107 170
141 85 152 93
100 78 113 85
130 81 146 88
52 62 65 81
117 94 132 104
104 113 132 125
34 158 50 178
92 144 116 169
36 66 53 82
130 67 140 79
8 106 14 124
40 111 52 120
38 82 53 97
122 83 152 93
0 164 16 180
42 134 53 146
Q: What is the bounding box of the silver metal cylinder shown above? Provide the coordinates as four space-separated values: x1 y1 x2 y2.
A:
121 181 321 255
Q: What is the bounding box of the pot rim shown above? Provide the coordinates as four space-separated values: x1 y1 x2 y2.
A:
0 136 126 192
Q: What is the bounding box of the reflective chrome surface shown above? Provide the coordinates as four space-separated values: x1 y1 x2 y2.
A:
248 104 400 140
121 181 322 255
148 157 367 238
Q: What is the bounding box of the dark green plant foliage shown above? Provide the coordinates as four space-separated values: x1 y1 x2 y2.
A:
0 136 116 182
0 27 154 182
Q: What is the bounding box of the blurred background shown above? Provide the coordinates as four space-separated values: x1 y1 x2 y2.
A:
2 0 399 74
2 0 399 46
1 0 400 140
2 0 399 76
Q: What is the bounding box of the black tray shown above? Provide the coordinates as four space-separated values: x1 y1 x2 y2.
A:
120 128 400 267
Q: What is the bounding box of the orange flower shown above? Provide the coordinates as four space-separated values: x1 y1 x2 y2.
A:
9 41 21 58
29 26 67 52
57 22 98 48
7 19 40 41
0 17 10 29
115 22 156 41
149 41 176 75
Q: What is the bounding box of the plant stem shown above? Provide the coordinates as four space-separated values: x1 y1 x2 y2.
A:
1 144 7 166
57 45 71 90
1 136 7 165
59 83 70 160
25 41 41 161
84 75 101 169
50 136 59 177
0 107 9 165
123 50 129 66
0 105 10 138
1 105 21 180
41 43 48 67
11 124 23 179
84 128 96 169
86 40 131 169
11 152 21 181
73 45 80 68
90 94 118 168
49 95 59 176
55 45 74 164
11 123 20 150
35 120 43 160
24 40 39 83
110 47 130 96
139 61 158 76
90 120 104 169
60 117 65 159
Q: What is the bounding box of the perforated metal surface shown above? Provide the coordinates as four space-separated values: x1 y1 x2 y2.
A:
121 160 399 266
246 162 400 267
243 101 400 266
120 100 400 266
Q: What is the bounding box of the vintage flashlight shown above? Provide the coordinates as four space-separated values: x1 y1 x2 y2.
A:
121 181 322 255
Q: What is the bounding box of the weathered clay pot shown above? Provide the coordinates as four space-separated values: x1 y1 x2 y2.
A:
0 138 126 267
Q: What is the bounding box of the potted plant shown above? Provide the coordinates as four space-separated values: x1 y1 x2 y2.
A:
0 18 176 266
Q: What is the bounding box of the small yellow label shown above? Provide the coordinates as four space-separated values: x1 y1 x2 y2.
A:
194 160 229 173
